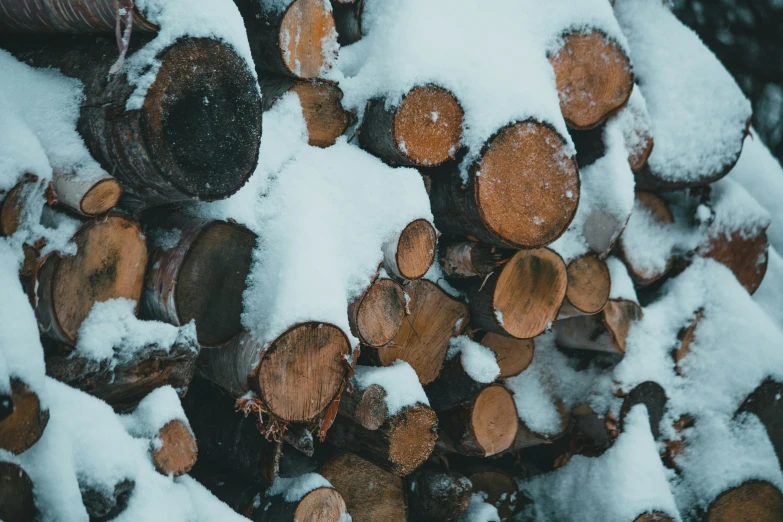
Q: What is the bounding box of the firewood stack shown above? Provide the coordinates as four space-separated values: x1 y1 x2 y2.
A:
1 0 783 521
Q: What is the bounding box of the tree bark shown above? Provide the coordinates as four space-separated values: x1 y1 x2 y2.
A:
348 276 405 348
359 86 463 167
0 379 49 454
9 35 262 208
258 486 348 522
52 168 121 217
506 400 570 453
477 331 535 379
382 219 438 281
406 468 473 522
332 0 363 45
558 254 611 319
0 0 157 32
424 351 491 413
188 465 262 519
619 381 667 440
555 298 643 356
438 241 512 279
430 120 579 249
0 460 37 522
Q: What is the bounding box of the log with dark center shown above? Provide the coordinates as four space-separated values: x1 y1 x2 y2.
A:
259 76 351 148
9 35 262 208
236 0 336 79
0 175 39 236
558 254 611 319
549 31 634 130
34 212 147 346
331 0 364 45
697 228 769 295
478 332 535 379
0 0 157 32
704 480 783 522
438 384 518 457
258 486 348 522
406 468 473 522
465 248 567 339
348 277 405 348
461 466 521 520
438 241 511 279
555 298 643 356
383 219 438 281
360 86 463 167
319 451 408 521
199 325 351 423
361 279 469 385
430 120 580 249
0 460 37 522
143 215 255 348
619 191 676 286
52 169 122 217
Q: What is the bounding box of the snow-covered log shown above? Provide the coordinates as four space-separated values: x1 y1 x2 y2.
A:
476 332 535 379
0 457 36 522
438 241 511 279
618 191 676 287
406 468 473 522
348 276 405 348
257 474 348 522
0 0 157 32
382 218 438 281
558 253 611 319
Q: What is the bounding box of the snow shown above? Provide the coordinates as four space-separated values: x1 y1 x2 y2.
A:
754 247 783 331
457 493 501 522
614 0 752 184
353 361 430 416
615 87 653 165
607 256 638 303
619 195 677 278
447 336 500 384
120 386 190 440
266 473 332 502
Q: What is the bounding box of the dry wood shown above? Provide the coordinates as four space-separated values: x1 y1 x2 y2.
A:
258 486 348 522
406 468 473 522
332 0 363 45
45 330 198 412
619 191 676 286
424 350 492 412
0 174 38 236
465 248 567 339
0 460 37 522
0 379 49 455
259 76 351 148
549 31 634 130
80 478 135 522
478 332 535 379
150 419 198 477
0 0 157 32
319 451 407 522
236 0 336 79
462 466 521 520
10 35 262 208
338 382 388 431
383 219 438 281
360 85 463 167
737 379 783 469
559 254 611 318
348 277 405 348
199 324 351 423
361 279 469 385
33 212 147 346
143 215 255 347
555 298 643 355
438 241 511 279
704 480 783 522
52 169 121 217
697 228 769 295
438 384 518 457
430 120 580 249
183 379 282 488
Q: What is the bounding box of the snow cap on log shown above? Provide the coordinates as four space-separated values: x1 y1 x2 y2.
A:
259 473 348 522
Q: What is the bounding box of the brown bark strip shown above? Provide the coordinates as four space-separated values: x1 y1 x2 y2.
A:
704 480 783 522
0 460 37 522
257 486 348 522
506 400 570 453
478 331 535 379
348 277 405 348
0 379 49 455
0 0 157 33
406 468 472 522
383 219 438 281
558 254 611 319
673 309 704 375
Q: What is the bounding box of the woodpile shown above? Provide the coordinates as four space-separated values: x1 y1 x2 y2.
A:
1 0 782 521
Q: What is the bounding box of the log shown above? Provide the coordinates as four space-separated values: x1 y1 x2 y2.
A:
360 279 469 385
461 466 521 520
549 30 634 130
33 212 148 346
0 460 37 522
737 379 783 470
0 174 38 236
424 348 494 413
337 382 388 432
429 120 580 249
259 76 351 148
697 228 769 295
236 0 337 79
673 309 704 375
348 277 405 348
10 35 262 208
382 219 438 281
183 379 282 488
332 0 363 45
508 400 570 452
142 215 255 347
359 86 463 167
618 191 675 286
45 328 199 412
437 384 518 457
634 514 676 522
619 381 667 440
406 468 473 522
438 241 511 279
555 298 643 356
464 248 567 339
319 451 408 521
258 483 348 522
52 169 121 217
198 324 351 423
617 88 654 172
477 332 535 379
147 419 198 478
558 254 611 318
703 480 783 522
0 0 157 32
0 378 49 454
80 478 135 522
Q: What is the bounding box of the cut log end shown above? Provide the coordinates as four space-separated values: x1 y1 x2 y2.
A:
352 383 388 430
394 86 463 166
0 379 49 455
697 229 768 295
142 38 262 201
627 135 654 173
550 31 634 130
633 513 675 522
407 469 473 521
1 177 38 236
279 0 336 78
393 219 437 280
387 406 438 475
471 385 518 456
351 278 405 347
79 178 122 216
705 481 783 522
293 487 348 522
257 322 351 422
479 332 535 378
151 420 198 477
475 121 580 248
466 468 520 520
564 254 611 316
176 222 255 347
291 80 350 147
0 461 37 522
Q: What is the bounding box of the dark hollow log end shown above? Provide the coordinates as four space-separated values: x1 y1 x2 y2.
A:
466 468 520 520
151 419 198 477
0 461 37 522
277 0 337 79
176 221 256 347
407 469 473 521
0 379 49 455
550 31 634 130
566 254 611 315
619 381 667 439
141 38 262 201
387 406 438 476
570 124 607 169
395 219 438 280
705 481 783 522
290 80 350 148
353 278 405 347
737 379 783 469
697 229 769 295
257 323 351 422
332 0 363 45
479 331 535 379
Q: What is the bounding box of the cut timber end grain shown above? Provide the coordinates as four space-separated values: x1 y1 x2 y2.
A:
602 299 643 354
259 487 348 522
467 248 567 339
633 513 675 522
705 480 783 522
479 332 535 379
697 229 769 295
279 0 335 78
257 323 351 422
383 219 437 281
365 279 469 385
0 175 38 236
464 468 520 520
550 31 634 130
150 419 198 477
360 86 463 167
560 254 611 318
319 451 407 522
0 460 37 522
0 0 156 32
0 379 49 454
35 213 147 346
439 241 509 278
52 170 122 217
407 469 473 521
349 278 405 347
